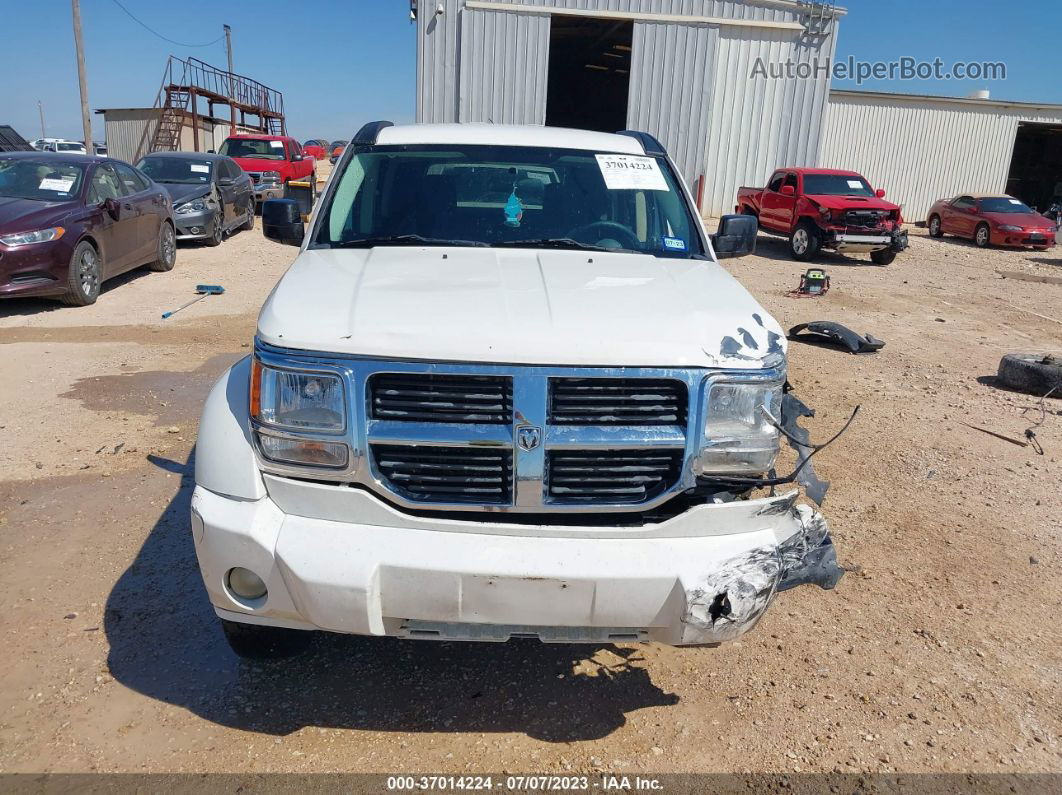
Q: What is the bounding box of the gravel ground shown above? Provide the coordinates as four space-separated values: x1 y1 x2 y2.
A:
0 205 1059 775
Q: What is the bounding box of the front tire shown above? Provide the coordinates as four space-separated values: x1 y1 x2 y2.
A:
242 202 255 230
790 221 821 262
220 619 312 660
974 223 991 248
205 214 224 247
928 215 943 237
871 249 897 266
148 222 177 271
60 240 102 306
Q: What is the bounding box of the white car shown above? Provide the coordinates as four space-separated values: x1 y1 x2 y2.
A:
192 122 843 658
34 139 87 155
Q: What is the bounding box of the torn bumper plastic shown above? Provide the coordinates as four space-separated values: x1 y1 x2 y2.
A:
192 481 843 647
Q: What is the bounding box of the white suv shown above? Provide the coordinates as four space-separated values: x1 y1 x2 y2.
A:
192 122 842 658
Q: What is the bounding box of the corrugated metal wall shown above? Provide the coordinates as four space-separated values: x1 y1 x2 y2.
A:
102 109 249 164
417 1 841 216
822 92 1062 220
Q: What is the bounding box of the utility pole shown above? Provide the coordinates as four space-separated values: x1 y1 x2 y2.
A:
38 101 46 139
224 24 236 135
71 0 93 147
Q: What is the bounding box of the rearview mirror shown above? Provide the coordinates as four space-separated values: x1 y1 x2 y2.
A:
262 199 304 246
875 188 886 199
711 214 757 259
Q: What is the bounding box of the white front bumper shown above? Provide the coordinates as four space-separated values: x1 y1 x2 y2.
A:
191 480 839 646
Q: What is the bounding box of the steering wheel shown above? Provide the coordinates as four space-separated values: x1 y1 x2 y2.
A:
566 221 641 251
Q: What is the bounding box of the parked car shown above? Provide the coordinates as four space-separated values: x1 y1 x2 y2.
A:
85 141 107 156
137 151 254 246
736 168 908 264
39 139 88 155
0 152 175 306
926 194 1057 250
217 135 316 205
328 139 348 164
192 121 843 659
301 139 327 160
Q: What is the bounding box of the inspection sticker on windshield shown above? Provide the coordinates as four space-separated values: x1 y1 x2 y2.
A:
190 164 209 173
39 177 75 192
846 179 863 189
662 236 687 251
269 140 284 148
595 154 668 191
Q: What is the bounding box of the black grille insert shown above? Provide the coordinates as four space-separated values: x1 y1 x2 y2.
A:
370 373 513 424
546 449 683 503
372 444 513 504
549 378 687 425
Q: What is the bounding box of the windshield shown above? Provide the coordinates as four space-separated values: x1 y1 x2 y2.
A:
57 142 83 152
802 174 875 197
0 158 85 201
137 156 213 184
219 138 285 160
979 197 1035 214
315 144 703 257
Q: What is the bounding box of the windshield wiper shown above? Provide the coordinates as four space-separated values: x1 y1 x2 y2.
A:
331 235 488 248
492 238 609 252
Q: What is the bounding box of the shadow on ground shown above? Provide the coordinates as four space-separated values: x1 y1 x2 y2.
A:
0 267 154 319
105 453 679 742
751 234 883 267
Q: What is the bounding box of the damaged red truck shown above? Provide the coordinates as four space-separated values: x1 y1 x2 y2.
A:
737 168 908 265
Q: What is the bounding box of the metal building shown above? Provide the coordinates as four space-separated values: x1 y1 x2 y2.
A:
823 90 1062 221
413 0 844 216
94 108 239 164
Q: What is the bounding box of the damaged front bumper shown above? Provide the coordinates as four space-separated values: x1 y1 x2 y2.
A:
191 482 843 646
828 228 908 254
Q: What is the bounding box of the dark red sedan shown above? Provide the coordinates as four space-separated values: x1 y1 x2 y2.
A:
927 194 1057 250
0 152 176 306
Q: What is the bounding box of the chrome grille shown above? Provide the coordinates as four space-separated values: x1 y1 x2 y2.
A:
369 373 512 424
549 377 687 425
372 444 513 504
546 450 684 503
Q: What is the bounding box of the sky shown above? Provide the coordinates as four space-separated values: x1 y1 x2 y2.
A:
1 0 1059 144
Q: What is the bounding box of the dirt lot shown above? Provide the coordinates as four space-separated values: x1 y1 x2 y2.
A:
0 206 1060 775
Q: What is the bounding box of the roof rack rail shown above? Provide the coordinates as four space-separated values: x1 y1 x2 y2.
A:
616 130 666 157
353 121 394 145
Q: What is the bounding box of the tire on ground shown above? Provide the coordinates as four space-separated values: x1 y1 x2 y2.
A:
996 353 1062 395
60 239 102 306
790 220 821 262
871 249 896 266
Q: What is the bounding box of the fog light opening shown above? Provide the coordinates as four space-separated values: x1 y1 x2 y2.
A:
227 567 268 602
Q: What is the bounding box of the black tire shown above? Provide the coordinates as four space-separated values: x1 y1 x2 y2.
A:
790 221 821 262
148 222 177 271
974 223 991 249
60 240 102 306
928 215 943 237
242 204 255 231
220 619 312 660
205 214 224 247
871 249 897 266
996 353 1062 396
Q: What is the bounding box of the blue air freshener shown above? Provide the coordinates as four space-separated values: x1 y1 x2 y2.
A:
504 189 523 227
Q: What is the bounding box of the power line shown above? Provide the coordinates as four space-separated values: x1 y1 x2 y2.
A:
109 0 225 48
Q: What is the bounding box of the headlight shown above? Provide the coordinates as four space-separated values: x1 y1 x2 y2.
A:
175 199 208 214
998 224 1022 232
0 226 65 246
695 372 784 475
251 360 345 431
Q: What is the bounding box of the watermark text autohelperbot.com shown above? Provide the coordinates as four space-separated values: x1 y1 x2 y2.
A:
751 56 1006 84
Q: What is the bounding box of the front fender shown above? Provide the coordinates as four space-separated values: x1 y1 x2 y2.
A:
195 356 265 501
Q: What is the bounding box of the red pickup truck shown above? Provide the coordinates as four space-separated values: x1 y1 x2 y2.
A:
218 135 316 205
736 168 907 265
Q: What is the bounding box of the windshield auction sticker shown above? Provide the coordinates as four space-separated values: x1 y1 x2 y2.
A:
595 154 669 191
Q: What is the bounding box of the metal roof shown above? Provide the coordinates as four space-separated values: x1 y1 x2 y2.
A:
830 89 1062 114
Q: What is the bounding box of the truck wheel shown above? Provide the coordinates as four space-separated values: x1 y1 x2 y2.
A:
870 249 896 266
996 353 1062 396
974 223 991 248
60 240 102 306
790 222 820 262
928 215 943 237
220 619 312 660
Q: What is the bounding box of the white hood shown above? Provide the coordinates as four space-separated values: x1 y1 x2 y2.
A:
256 248 785 368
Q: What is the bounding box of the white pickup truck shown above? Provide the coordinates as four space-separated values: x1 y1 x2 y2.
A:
191 122 843 658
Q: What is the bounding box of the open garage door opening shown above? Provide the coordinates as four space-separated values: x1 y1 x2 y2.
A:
1006 121 1062 213
545 16 633 133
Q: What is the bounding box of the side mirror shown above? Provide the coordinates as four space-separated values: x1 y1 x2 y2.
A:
711 214 758 259
103 197 120 220
207 149 216 154
875 188 886 199
779 184 795 197
262 199 304 246
291 153 303 162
